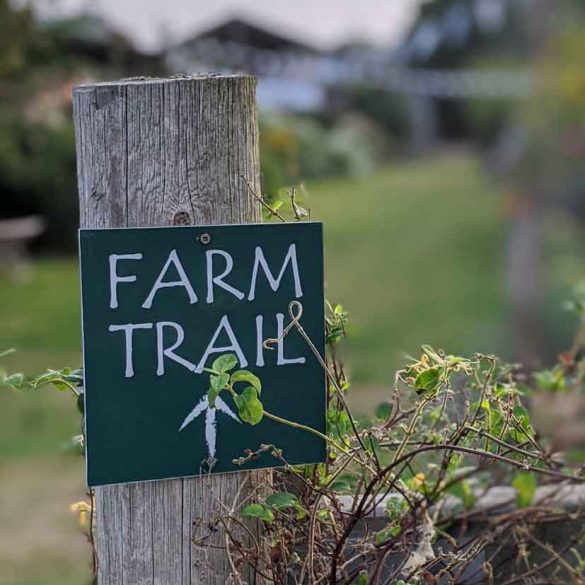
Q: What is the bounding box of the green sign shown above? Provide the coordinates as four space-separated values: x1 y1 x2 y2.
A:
80 222 325 487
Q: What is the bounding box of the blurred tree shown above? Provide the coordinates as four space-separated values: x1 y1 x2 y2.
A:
0 0 54 86
0 1 166 251
0 0 76 249
504 0 585 366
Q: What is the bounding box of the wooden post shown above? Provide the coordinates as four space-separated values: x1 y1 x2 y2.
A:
73 75 269 584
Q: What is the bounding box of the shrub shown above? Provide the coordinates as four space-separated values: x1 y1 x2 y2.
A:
0 114 78 250
259 114 384 201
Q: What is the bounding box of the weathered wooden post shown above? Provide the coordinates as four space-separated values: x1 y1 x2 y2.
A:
73 75 269 584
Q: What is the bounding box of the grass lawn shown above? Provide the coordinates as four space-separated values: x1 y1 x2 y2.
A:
0 259 89 585
309 154 507 398
0 153 582 585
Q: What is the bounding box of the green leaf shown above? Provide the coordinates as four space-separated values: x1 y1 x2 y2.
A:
384 496 407 520
234 387 264 425
231 370 262 394
207 372 229 407
294 504 308 520
330 480 352 493
32 369 83 391
375 402 392 420
448 480 476 510
367 435 382 461
351 572 368 585
266 491 298 510
241 503 274 523
421 345 442 361
3 372 26 388
488 409 503 438
414 367 441 394
375 524 401 545
534 367 566 392
513 472 536 508
327 409 351 441
508 405 534 442
211 354 238 373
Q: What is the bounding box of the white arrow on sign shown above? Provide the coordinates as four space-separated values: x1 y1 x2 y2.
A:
179 395 240 460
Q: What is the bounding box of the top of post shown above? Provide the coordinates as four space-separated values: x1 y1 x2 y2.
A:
73 74 256 93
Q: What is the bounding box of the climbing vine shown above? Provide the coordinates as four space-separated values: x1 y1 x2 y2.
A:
2 193 585 584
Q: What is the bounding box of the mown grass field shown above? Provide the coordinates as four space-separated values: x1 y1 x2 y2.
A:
311 154 506 393
0 154 582 585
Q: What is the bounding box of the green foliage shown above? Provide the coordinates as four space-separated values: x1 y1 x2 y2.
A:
448 479 476 511
222 285 585 582
325 302 348 345
230 370 262 393
351 572 368 585
5 287 585 583
259 114 384 201
241 503 274 523
0 117 78 250
565 282 585 321
203 355 264 425
1 364 82 396
1 361 85 461
374 402 392 421
0 0 54 80
0 0 169 254
0 0 79 250
532 282 585 398
207 372 229 407
534 365 567 392
241 492 306 524
504 7 585 201
211 354 238 373
233 387 264 426
414 367 442 395
265 492 298 510
400 345 474 397
513 472 537 508
2 168 584 583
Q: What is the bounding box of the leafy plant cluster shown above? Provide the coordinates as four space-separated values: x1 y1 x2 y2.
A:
206 300 585 585
2 197 585 584
1 351 84 419
203 353 264 425
183 195 585 585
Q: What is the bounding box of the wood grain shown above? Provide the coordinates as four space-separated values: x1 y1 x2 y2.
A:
73 75 269 585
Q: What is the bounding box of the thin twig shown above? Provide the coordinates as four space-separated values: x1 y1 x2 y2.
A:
241 174 287 222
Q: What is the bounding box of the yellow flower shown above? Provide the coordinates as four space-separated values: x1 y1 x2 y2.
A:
412 473 426 489
70 501 92 528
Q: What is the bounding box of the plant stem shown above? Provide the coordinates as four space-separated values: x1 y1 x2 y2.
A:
263 410 340 450
262 410 377 474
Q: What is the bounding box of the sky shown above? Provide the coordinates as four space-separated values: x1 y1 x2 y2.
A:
30 0 424 53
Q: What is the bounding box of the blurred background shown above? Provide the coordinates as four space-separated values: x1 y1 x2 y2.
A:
0 0 583 583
